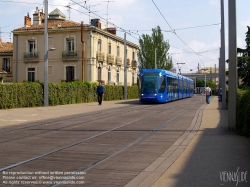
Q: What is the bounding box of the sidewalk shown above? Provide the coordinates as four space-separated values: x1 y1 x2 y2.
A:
152 97 250 187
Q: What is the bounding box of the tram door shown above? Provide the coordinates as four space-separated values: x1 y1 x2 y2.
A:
159 75 167 102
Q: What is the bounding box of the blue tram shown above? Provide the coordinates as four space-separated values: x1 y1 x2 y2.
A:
139 69 194 103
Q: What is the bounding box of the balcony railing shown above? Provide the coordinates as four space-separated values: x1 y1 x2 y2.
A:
23 52 39 62
107 54 114 64
116 56 122 66
62 51 78 61
96 51 105 62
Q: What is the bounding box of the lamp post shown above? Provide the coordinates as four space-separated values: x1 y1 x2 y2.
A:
44 0 48 106
44 0 55 106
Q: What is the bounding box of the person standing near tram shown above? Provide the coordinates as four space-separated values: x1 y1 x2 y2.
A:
205 86 212 104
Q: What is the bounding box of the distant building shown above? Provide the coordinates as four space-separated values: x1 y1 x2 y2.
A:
12 7 139 85
0 38 13 83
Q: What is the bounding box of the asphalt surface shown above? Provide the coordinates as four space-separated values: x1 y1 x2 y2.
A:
0 95 249 187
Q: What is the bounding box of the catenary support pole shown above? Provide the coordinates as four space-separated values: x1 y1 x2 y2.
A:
221 0 227 109
124 32 127 100
44 0 48 106
15 35 18 82
228 0 237 130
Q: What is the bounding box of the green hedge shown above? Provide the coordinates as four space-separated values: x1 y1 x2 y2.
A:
0 83 43 109
237 89 250 137
0 82 139 109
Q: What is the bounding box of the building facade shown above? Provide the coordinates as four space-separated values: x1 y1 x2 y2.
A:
12 7 139 85
0 38 13 83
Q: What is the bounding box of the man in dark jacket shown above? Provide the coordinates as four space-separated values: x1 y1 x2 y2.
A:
96 82 104 105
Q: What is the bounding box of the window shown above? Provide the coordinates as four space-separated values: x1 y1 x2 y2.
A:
28 68 35 82
116 70 119 83
98 40 102 52
28 40 35 53
159 76 166 93
66 39 74 51
132 51 135 60
108 43 111 54
132 72 135 86
108 67 111 83
2 58 10 72
117 46 120 56
66 66 74 82
98 67 102 81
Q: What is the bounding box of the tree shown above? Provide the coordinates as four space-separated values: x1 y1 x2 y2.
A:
237 26 250 87
138 26 173 70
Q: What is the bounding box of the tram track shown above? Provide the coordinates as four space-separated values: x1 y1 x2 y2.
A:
0 98 203 174
0 105 142 134
52 99 204 187
0 105 157 143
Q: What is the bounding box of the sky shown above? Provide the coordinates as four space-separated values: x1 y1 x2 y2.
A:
0 0 250 73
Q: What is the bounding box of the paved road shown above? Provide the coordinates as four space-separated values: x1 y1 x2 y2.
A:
0 95 205 187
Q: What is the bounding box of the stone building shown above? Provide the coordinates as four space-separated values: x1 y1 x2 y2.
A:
0 38 13 83
12 7 139 85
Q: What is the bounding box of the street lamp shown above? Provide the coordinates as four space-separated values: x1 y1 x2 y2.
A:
44 0 56 106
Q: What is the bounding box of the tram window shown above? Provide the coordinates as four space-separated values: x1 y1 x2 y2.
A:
179 79 182 91
141 76 158 93
159 76 166 93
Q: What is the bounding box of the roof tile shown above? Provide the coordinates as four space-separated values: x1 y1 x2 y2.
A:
0 40 13 53
13 20 81 31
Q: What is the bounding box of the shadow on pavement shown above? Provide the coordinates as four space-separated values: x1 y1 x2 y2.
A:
153 97 250 187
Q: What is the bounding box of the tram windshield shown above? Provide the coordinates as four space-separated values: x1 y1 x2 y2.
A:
141 73 158 93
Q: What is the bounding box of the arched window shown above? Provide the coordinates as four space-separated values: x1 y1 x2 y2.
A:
98 67 102 81
108 43 111 54
108 67 111 83
116 70 119 84
98 39 102 52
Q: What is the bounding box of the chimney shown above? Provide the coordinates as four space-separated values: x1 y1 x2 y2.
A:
24 13 31 27
90 19 101 29
107 28 116 35
33 7 44 25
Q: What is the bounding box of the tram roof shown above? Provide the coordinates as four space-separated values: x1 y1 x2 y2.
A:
139 69 193 81
140 69 177 77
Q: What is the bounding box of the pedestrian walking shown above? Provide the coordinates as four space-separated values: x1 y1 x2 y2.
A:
205 86 212 104
218 87 222 102
96 82 104 105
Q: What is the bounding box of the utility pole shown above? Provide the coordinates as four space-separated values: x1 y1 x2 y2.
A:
44 0 49 106
214 64 216 89
66 2 71 20
155 48 157 69
88 4 100 24
220 0 227 109
124 32 127 100
101 1 115 28
228 0 237 130
177 63 185 75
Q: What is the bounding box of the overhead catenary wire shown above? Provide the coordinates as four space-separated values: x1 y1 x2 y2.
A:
121 23 221 33
70 0 139 41
151 0 207 68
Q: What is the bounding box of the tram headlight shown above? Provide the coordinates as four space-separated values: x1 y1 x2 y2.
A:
154 94 157 96
141 94 144 96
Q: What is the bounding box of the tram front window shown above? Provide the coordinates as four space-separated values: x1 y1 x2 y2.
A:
141 76 158 93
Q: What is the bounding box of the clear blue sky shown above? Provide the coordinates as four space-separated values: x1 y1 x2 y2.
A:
0 0 249 73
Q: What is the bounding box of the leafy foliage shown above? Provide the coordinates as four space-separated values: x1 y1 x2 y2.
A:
196 79 215 90
235 26 250 86
138 26 173 70
237 89 250 137
0 82 139 109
